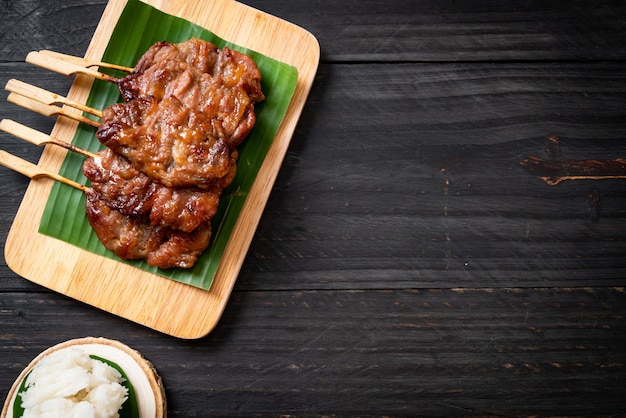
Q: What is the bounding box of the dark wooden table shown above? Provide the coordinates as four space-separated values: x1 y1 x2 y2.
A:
2 0 626 416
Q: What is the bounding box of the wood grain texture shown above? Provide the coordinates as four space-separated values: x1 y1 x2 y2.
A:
1 287 625 416
239 62 626 290
242 0 626 62
3 0 626 63
1 0 626 416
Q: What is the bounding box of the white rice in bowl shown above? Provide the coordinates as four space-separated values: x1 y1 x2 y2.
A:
19 347 128 418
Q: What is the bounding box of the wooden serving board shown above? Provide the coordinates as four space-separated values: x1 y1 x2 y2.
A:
4 0 319 339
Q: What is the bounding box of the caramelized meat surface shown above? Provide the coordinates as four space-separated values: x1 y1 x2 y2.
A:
85 189 211 269
117 38 264 148
83 148 230 232
97 96 238 188
118 38 263 102
84 38 264 269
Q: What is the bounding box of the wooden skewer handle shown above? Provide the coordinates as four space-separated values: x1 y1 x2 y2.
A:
38 50 134 73
7 93 100 128
0 119 97 158
0 150 86 191
26 51 118 83
5 79 103 118
0 119 51 147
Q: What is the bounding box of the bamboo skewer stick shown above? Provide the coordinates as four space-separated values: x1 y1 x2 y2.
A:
0 150 87 191
6 79 103 119
7 93 100 128
38 50 134 73
0 119 97 159
26 51 119 83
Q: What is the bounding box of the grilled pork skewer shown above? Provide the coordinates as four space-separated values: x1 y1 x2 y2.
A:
0 148 211 269
7 87 240 190
0 119 226 233
85 191 212 269
23 39 264 189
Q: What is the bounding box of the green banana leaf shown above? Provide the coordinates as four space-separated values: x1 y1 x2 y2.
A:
38 0 298 289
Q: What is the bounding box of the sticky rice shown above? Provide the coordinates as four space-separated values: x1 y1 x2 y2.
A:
18 347 128 418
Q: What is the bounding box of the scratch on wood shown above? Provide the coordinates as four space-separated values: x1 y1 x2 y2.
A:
521 136 626 185
545 135 561 159
586 188 601 221
521 155 626 185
